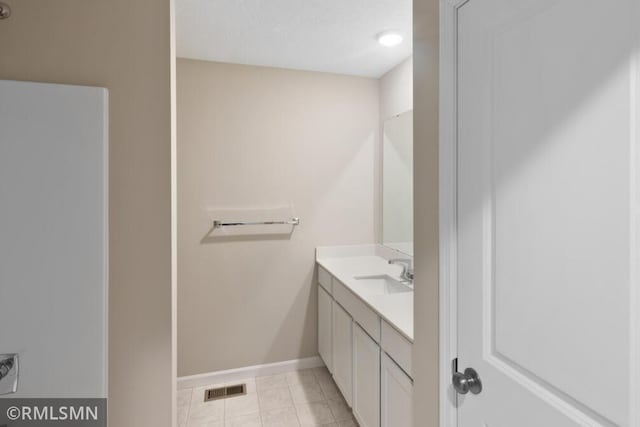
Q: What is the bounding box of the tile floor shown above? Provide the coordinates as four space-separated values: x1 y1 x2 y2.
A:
178 366 360 427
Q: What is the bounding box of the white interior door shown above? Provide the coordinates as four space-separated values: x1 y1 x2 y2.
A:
455 0 640 425
0 80 108 397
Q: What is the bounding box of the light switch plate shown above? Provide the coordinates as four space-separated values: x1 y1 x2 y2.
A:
0 354 18 395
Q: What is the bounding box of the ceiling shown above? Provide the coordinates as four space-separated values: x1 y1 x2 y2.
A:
176 0 412 78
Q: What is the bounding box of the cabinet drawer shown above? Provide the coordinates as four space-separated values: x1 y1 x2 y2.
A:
333 279 380 342
318 265 332 294
381 321 412 378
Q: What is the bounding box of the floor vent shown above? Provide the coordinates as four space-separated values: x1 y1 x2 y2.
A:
204 383 246 402
225 384 246 397
204 386 226 401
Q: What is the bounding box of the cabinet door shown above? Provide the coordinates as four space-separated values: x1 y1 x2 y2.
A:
332 301 353 405
353 324 380 427
318 285 333 372
381 352 412 427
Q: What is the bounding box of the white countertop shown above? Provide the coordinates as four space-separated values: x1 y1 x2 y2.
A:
316 245 414 342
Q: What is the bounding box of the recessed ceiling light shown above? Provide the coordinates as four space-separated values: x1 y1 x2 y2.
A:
377 31 403 47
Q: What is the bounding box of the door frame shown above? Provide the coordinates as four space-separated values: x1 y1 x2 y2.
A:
438 1 469 426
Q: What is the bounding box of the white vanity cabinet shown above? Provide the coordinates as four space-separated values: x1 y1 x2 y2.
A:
316 262 412 423
332 300 353 405
318 284 333 372
353 324 381 427
381 352 413 427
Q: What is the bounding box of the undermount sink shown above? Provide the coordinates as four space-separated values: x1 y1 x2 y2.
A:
353 274 412 294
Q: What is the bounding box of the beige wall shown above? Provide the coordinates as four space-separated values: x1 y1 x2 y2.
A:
412 0 440 426
177 59 379 376
0 2 174 426
380 56 414 121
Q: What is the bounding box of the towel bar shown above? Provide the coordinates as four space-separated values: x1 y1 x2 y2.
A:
213 217 300 229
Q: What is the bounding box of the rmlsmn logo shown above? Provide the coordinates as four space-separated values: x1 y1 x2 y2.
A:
6 405 99 421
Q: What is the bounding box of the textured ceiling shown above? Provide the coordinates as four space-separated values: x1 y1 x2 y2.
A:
176 0 412 78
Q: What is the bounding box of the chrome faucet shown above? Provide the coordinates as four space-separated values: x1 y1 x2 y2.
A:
388 258 414 282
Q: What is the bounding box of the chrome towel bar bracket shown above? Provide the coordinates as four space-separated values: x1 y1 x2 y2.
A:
213 217 300 229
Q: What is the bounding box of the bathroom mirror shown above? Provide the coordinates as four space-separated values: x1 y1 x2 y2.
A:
382 110 414 256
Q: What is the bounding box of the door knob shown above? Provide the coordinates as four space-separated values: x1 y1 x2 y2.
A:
0 354 18 395
452 366 482 395
0 357 13 380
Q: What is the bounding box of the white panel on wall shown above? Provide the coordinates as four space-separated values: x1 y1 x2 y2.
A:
0 80 108 398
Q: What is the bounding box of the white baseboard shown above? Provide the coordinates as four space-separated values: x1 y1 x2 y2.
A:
177 356 325 390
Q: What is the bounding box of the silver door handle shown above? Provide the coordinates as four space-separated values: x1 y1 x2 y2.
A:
0 354 18 395
452 364 482 395
0 357 15 381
